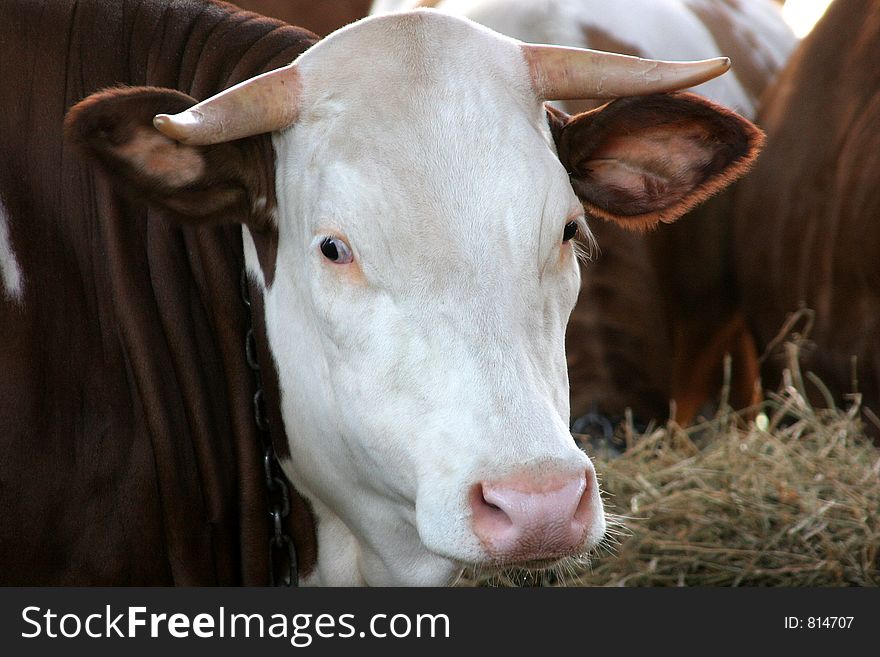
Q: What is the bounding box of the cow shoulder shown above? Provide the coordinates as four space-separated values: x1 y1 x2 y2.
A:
64 86 276 231
548 92 764 231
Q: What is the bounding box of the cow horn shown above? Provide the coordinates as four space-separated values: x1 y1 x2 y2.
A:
153 63 301 145
522 44 730 100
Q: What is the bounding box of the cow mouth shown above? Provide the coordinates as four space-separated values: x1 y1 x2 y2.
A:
492 551 586 571
462 550 591 582
498 557 567 572
456 554 592 587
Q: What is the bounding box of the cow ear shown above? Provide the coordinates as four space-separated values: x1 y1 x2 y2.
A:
549 93 764 231
64 86 275 228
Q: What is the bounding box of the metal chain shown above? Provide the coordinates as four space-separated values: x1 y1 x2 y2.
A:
240 268 298 587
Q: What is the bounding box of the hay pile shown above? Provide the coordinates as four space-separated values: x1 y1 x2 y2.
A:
465 366 880 587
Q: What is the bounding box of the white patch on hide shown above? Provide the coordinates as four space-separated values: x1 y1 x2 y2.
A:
0 196 24 303
241 225 267 289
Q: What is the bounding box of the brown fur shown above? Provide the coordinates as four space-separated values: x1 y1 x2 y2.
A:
671 310 761 424
231 0 370 35
733 0 880 439
0 0 316 584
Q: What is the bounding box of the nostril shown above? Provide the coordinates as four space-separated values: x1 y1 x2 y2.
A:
469 483 514 532
572 470 594 526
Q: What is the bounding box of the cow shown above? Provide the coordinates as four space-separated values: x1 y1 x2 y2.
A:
0 0 761 585
371 0 796 435
732 0 880 439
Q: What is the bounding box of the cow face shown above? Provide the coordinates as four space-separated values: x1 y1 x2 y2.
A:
66 11 761 585
259 14 600 586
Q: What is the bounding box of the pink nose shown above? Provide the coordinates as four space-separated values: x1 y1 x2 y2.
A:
469 469 597 563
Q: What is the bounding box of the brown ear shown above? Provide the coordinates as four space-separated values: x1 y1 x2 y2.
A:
548 93 764 231
64 86 276 229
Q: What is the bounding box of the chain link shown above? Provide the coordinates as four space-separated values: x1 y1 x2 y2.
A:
241 268 298 587
570 410 615 443
245 328 261 371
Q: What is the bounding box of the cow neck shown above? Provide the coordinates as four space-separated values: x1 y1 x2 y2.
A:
241 267 318 583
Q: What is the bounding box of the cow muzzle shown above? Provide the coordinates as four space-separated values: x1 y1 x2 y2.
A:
468 463 603 565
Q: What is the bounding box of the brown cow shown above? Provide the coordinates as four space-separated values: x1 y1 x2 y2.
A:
0 0 318 585
733 0 880 437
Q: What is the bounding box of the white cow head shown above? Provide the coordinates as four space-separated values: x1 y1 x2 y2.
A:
67 10 761 585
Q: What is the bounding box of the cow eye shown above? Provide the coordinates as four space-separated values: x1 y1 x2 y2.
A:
562 221 579 242
320 236 353 264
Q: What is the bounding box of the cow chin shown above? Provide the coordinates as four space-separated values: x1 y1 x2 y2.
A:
291 485 465 587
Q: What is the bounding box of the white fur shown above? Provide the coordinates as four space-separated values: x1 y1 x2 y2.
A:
0 196 24 303
248 12 603 585
242 226 267 289
370 0 798 118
